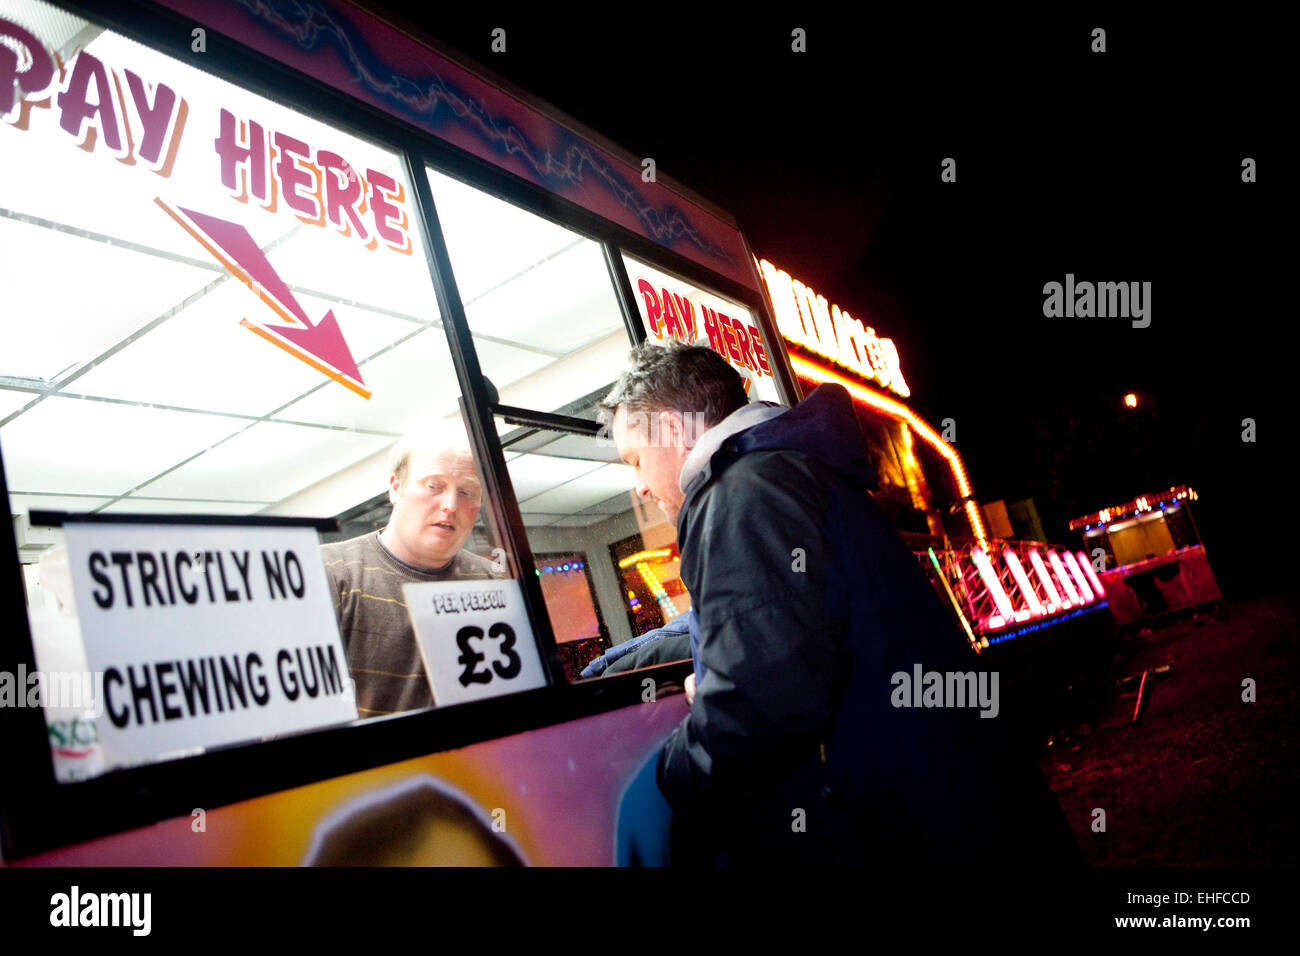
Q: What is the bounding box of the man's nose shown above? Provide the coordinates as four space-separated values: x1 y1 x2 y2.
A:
634 480 652 500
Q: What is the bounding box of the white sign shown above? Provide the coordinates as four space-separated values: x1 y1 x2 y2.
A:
404 579 546 707
623 254 783 404
63 522 357 770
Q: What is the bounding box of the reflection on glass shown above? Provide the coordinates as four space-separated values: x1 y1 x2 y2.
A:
497 419 693 681
428 169 630 417
320 416 514 718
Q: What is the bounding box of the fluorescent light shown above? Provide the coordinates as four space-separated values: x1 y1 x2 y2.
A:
1 396 250 495
0 217 215 382
277 328 461 434
522 464 638 513
136 420 392 502
507 455 607 501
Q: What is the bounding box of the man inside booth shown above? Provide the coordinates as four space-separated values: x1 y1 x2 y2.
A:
321 421 502 717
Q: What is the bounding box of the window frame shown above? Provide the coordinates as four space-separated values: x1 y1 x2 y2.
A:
0 0 798 859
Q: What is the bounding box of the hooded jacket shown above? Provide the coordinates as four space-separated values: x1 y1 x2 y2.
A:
656 383 1080 866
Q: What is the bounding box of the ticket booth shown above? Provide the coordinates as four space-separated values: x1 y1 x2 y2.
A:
0 0 798 863
1069 486 1221 628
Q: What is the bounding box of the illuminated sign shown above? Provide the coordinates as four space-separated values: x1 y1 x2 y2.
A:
2 18 187 173
213 109 412 255
1 16 410 395
1068 485 1197 531
0 20 413 258
625 255 781 403
756 258 910 398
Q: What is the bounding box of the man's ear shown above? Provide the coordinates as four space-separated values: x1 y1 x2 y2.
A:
660 408 701 449
657 409 684 448
388 473 402 506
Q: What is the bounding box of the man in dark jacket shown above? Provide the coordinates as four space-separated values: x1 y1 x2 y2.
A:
601 341 1081 866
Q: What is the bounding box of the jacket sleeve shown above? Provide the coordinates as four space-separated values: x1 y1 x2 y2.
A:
582 611 692 678
658 451 845 807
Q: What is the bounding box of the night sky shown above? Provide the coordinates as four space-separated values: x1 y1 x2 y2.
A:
381 7 1285 596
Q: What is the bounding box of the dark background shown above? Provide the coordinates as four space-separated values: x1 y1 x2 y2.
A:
376 6 1286 598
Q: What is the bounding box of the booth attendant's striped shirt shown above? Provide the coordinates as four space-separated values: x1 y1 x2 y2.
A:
321 532 500 716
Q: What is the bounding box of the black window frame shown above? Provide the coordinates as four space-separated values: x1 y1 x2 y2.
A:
0 0 797 859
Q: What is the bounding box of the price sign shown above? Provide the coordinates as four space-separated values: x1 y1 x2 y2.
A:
404 579 546 706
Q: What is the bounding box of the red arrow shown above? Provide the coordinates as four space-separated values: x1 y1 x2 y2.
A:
156 198 369 397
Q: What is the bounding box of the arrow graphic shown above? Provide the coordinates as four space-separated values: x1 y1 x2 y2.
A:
156 198 370 398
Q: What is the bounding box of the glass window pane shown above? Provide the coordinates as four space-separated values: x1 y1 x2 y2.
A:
427 168 632 417
1 0 539 781
1 9 448 521
497 419 692 682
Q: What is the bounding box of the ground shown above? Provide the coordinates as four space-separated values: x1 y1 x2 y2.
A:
1038 593 1298 865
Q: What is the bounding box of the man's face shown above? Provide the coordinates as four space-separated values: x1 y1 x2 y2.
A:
385 447 482 569
611 405 693 525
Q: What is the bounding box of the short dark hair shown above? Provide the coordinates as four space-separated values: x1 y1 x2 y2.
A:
598 340 748 428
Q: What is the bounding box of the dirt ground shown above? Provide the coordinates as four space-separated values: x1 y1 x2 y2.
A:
1037 592 1298 865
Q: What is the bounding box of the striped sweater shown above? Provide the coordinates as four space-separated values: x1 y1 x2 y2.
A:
321 532 499 716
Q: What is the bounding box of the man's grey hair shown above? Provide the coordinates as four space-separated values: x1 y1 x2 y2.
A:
598 340 748 428
388 419 475 485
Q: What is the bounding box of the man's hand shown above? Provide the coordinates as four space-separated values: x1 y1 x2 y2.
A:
684 672 696 707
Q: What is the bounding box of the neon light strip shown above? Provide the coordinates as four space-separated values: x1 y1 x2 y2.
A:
636 563 678 620
1003 549 1045 616
985 602 1109 645
928 548 980 650
618 548 673 569
1062 551 1095 603
1028 548 1063 610
791 355 988 547
1077 550 1106 595
1048 550 1082 606
1068 485 1197 530
970 548 1016 623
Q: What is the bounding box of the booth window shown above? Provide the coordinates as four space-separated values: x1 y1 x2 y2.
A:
424 167 724 679
1 1 530 781
426 168 633 417
497 419 687 680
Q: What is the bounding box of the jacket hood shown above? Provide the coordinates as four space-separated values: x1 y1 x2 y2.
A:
679 384 877 498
